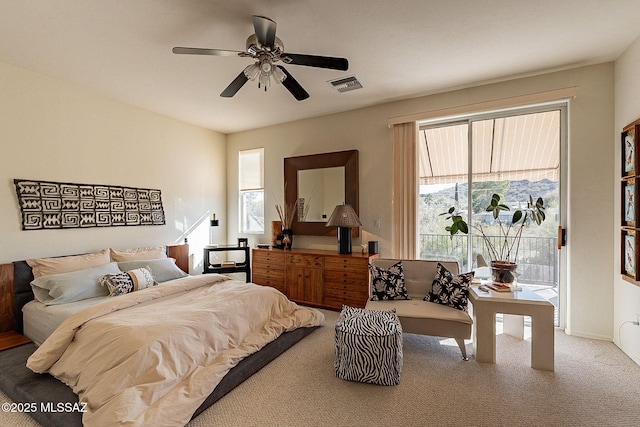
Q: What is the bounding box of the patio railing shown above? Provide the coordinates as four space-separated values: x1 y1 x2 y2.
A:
419 233 558 288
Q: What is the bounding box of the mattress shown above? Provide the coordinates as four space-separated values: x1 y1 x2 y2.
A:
22 296 108 346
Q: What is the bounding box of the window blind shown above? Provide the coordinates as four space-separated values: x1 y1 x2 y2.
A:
239 148 264 190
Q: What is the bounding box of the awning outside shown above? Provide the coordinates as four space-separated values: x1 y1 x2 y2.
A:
418 110 560 185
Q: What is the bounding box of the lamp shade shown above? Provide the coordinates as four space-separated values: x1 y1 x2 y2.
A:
325 204 362 228
326 204 361 254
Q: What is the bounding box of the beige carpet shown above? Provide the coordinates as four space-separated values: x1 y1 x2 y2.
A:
2 308 640 426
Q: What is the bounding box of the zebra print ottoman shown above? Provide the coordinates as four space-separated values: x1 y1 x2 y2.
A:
334 306 403 386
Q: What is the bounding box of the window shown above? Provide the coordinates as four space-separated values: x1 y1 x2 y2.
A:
239 148 264 233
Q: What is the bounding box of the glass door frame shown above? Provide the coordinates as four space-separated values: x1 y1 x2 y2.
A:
419 102 568 328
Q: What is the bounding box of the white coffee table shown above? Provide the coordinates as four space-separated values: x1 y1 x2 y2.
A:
468 285 555 371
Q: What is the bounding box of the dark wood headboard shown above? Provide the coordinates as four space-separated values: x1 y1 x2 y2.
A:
0 244 190 334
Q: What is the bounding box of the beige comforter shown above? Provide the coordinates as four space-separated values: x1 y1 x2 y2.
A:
27 274 324 426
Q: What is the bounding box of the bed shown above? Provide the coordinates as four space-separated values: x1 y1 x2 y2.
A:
0 244 324 427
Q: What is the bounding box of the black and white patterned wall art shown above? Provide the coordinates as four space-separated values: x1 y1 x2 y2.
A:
14 179 166 230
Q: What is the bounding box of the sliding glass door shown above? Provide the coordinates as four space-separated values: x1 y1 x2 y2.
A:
418 105 565 325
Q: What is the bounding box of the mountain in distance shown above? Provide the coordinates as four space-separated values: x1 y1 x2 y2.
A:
429 179 559 206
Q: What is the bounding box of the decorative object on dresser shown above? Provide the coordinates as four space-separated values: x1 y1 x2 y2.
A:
281 229 293 250
271 220 282 247
275 186 298 249
325 204 363 254
252 248 378 309
14 179 165 230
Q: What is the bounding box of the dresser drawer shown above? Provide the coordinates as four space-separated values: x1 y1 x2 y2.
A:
325 280 366 292
253 259 286 272
253 249 286 264
253 269 285 281
324 269 367 284
286 254 324 268
324 256 369 272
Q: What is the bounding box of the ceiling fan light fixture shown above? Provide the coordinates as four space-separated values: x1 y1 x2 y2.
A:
243 63 260 80
245 58 286 90
258 72 270 90
272 65 286 84
260 61 272 73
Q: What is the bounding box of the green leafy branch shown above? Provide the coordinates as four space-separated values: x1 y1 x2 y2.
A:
441 194 546 263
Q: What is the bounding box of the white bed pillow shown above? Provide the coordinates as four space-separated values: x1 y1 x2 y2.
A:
109 246 167 262
116 258 187 283
31 262 121 305
27 249 110 279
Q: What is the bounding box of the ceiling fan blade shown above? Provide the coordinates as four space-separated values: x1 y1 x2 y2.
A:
220 72 249 98
283 53 348 71
172 47 243 56
277 66 309 101
252 15 277 49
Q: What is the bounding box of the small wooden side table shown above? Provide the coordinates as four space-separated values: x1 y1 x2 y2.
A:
0 331 31 351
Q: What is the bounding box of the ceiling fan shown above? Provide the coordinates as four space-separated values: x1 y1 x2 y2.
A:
172 15 349 101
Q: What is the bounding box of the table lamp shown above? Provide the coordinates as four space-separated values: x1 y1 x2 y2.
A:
209 213 220 247
326 204 362 254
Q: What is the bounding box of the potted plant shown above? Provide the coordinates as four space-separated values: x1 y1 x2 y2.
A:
441 193 546 283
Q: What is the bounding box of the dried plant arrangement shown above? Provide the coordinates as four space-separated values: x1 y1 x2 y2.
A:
275 200 298 230
274 183 298 230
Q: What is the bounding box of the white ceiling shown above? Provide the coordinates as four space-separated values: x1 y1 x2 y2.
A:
1 1 639 134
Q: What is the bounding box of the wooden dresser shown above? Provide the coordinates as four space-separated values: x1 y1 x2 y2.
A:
252 248 378 310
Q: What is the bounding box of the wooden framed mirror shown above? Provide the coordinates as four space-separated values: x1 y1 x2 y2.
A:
284 150 359 236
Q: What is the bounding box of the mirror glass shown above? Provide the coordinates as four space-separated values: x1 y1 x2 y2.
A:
298 167 345 222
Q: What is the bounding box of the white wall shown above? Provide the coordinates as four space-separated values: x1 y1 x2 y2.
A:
614 36 640 364
227 63 615 341
0 61 227 273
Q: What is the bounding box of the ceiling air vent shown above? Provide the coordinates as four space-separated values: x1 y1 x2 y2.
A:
328 75 363 93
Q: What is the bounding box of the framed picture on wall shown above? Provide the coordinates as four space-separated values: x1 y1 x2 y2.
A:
622 123 640 178
622 177 639 227
620 228 640 283
622 228 640 283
